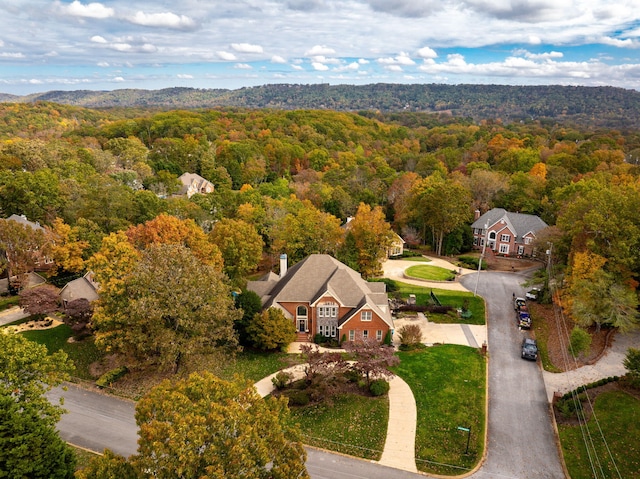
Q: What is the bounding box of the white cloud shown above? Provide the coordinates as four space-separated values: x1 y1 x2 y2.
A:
113 77 125 82
378 52 415 66
97 61 109 67
305 45 336 56
177 74 193 79
217 51 237 61
385 65 404 72
271 55 287 63
0 52 25 58
232 43 263 53
90 35 107 44
111 43 132 52
235 63 253 69
358 58 370 64
311 62 329 71
416 46 437 59
600 36 639 48
127 11 196 29
61 1 114 19
291 64 304 70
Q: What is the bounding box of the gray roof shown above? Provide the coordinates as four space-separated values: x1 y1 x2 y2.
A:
59 272 99 303
472 208 547 242
247 254 392 328
5 214 44 232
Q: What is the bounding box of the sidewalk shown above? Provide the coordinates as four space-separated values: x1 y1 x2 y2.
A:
542 329 640 402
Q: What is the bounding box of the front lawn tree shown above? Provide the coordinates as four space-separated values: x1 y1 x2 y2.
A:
247 307 297 352
0 334 76 479
18 284 60 316
91 243 240 373
133 372 310 479
343 339 400 387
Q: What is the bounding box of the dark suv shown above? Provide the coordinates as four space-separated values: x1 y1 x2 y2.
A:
521 338 538 360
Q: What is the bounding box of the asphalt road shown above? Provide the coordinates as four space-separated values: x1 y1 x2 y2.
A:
461 271 565 479
48 269 565 478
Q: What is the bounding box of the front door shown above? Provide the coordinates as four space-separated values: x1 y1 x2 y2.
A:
296 305 308 333
297 319 307 332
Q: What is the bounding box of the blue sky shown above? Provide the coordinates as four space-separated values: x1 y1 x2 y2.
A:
1 0 640 95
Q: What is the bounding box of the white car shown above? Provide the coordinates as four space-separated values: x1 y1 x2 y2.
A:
525 288 541 300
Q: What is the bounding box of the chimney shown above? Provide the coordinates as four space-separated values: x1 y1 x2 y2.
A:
474 209 481 221
279 254 288 279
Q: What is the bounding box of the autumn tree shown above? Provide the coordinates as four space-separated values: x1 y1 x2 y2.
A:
234 289 264 346
0 217 49 290
91 244 239 373
267 197 343 263
45 217 89 275
342 339 399 387
126 213 223 270
339 202 395 278
19 284 60 316
299 344 350 402
246 307 297 352
0 333 75 479
209 218 264 283
132 372 309 479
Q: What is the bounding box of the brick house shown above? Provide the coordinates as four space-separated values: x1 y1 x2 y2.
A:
471 208 547 257
247 254 394 344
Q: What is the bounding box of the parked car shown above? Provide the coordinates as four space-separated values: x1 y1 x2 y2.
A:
525 288 541 301
514 296 526 310
517 311 531 329
521 338 538 360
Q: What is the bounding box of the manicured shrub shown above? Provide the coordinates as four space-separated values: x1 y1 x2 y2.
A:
369 379 390 396
271 371 292 390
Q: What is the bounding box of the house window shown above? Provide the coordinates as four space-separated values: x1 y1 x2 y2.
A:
349 330 355 341
331 325 337 337
488 231 496 241
499 244 509 254
524 237 532 244
473 237 479 246
376 330 382 341
318 303 337 318
361 311 372 321
518 245 525 255
363 330 369 339
500 234 510 242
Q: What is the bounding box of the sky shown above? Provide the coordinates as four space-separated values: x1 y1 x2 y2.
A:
1 0 640 96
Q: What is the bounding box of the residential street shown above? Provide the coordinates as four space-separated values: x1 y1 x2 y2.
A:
461 271 565 479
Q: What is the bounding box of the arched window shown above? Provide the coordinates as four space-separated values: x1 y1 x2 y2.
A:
297 305 307 317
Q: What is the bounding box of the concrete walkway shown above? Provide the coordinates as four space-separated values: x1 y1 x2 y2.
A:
542 328 640 402
0 306 29 327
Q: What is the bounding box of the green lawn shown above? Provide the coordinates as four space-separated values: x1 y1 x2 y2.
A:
0 295 20 311
405 264 456 281
400 256 432 262
289 393 388 460
20 325 102 380
215 350 301 383
393 345 486 476
393 280 485 325
559 390 640 479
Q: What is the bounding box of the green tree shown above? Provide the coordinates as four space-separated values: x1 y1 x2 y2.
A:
209 218 264 283
133 372 309 479
91 244 239 372
409 174 472 256
234 289 263 346
0 334 75 479
247 307 297 352
569 327 592 358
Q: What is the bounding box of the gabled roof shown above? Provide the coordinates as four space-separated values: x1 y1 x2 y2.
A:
59 271 99 303
246 254 392 327
5 214 44 232
177 173 214 197
472 208 547 241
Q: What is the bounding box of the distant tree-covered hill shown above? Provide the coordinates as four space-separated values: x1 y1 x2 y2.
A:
4 83 640 129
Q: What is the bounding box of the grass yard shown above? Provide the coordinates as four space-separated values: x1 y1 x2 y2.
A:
405 264 456 281
559 390 640 478
215 350 301 383
400 256 432 262
393 345 486 476
289 393 388 460
20 325 102 380
393 280 485 325
0 295 20 310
